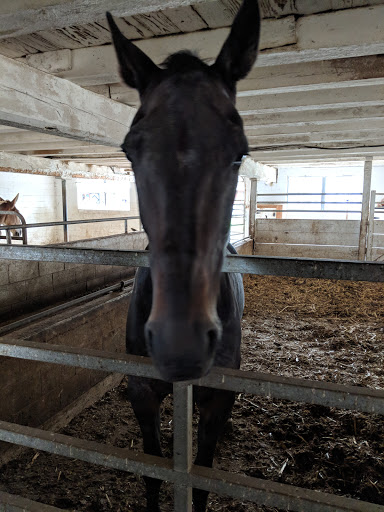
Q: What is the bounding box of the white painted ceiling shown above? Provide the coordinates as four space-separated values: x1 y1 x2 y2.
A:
0 0 384 170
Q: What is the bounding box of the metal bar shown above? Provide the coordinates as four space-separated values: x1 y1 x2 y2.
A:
173 383 193 511
366 190 376 261
256 201 362 205
189 466 384 512
256 193 363 196
0 279 134 336
1 245 384 282
249 178 257 240
0 491 66 512
255 210 362 213
0 216 141 231
0 339 383 415
61 179 68 243
0 421 382 512
358 158 373 260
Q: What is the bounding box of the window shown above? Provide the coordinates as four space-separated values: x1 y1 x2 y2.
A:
77 179 130 211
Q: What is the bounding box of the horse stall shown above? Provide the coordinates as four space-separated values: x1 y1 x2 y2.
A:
0 1 384 512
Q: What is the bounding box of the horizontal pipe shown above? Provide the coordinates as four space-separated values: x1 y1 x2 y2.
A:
256 201 362 205
0 216 141 231
256 193 363 196
0 245 383 282
255 210 362 213
0 491 63 512
0 421 381 512
0 339 382 415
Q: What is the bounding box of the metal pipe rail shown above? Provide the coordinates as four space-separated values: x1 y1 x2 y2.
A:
1 245 383 510
0 245 384 282
0 215 141 232
0 339 383 415
0 209 28 244
0 419 382 512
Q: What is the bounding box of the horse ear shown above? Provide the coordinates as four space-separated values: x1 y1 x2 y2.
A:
11 193 19 206
106 12 160 94
212 0 261 88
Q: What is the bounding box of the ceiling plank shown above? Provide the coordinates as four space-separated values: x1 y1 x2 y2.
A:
241 105 384 126
249 146 384 164
0 54 136 146
244 118 384 137
19 16 295 85
19 4 382 87
0 0 219 40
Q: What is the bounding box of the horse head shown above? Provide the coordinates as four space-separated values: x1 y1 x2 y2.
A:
107 0 260 381
0 194 22 237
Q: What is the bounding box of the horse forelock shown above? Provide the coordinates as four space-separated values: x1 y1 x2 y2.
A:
161 51 209 74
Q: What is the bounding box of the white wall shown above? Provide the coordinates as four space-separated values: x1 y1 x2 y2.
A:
0 171 62 244
66 177 141 242
0 171 141 244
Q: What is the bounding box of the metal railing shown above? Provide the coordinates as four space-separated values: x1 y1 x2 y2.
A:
367 190 384 261
0 215 141 245
0 246 383 511
0 210 27 244
255 192 364 218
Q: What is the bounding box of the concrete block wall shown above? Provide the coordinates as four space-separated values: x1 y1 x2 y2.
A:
0 290 129 454
0 231 147 322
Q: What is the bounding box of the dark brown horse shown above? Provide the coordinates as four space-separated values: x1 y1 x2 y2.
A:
0 194 22 238
107 1 260 510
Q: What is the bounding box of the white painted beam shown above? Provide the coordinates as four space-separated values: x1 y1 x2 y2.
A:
0 54 136 145
110 55 384 106
249 147 384 164
242 105 384 127
0 151 130 177
15 5 383 87
0 0 219 40
236 83 384 114
47 16 294 87
244 118 384 137
248 130 384 147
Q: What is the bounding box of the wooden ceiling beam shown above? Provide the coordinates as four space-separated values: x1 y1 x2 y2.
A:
0 54 136 145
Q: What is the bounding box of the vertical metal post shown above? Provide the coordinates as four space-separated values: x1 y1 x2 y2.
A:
17 212 28 245
5 228 11 244
173 383 193 511
249 178 258 244
61 179 68 243
358 158 373 260
366 190 376 261
124 219 128 234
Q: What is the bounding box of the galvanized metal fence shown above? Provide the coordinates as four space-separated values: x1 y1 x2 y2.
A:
0 246 384 511
0 215 141 245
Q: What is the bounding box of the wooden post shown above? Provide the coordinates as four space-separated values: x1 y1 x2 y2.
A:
358 158 373 260
249 178 258 246
366 190 376 262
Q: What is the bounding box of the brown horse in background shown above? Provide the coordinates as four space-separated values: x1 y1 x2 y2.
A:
0 194 23 238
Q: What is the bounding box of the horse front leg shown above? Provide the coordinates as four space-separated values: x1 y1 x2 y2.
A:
193 388 236 512
128 377 165 512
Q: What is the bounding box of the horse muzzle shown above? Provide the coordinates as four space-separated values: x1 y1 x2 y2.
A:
144 318 221 382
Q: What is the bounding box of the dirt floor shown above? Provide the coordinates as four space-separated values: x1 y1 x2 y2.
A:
0 275 383 511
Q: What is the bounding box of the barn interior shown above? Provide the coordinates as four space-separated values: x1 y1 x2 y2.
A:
0 1 383 511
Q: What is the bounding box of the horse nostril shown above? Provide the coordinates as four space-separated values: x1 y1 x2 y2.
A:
207 328 218 356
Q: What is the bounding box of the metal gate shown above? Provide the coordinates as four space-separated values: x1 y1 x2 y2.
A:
0 245 383 512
